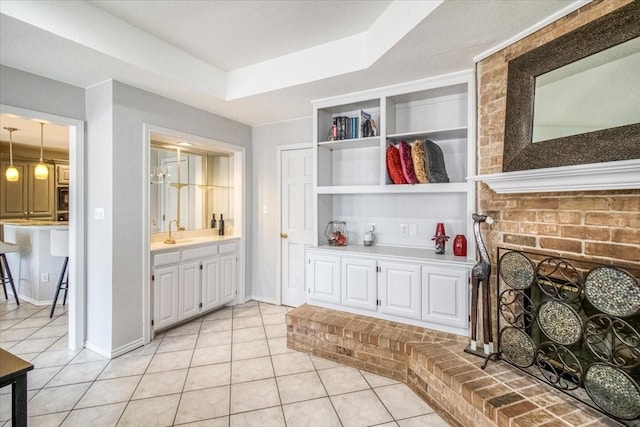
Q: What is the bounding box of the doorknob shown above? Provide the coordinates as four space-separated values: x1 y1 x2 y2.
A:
280 232 288 239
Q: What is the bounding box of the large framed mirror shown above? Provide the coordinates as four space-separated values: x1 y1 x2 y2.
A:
149 142 234 233
503 1 640 172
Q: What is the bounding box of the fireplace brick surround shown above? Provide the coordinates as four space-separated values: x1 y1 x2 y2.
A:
287 305 616 426
476 0 639 357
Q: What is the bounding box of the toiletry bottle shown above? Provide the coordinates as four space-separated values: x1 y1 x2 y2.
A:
219 214 225 236
210 214 217 229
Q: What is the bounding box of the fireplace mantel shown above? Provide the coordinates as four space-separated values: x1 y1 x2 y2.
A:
467 159 640 194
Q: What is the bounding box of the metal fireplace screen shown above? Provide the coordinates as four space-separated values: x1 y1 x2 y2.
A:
496 248 640 424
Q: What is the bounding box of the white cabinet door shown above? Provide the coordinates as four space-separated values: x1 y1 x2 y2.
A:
379 261 421 320
202 256 221 311
307 252 341 304
341 257 377 311
220 253 237 304
179 261 201 320
422 266 468 328
153 265 179 330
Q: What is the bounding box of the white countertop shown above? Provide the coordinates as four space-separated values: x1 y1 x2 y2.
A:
310 244 475 266
1 220 69 229
150 235 239 252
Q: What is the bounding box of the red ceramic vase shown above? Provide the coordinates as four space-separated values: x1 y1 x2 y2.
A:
453 234 467 257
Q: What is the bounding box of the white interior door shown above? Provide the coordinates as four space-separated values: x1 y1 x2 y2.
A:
281 148 313 307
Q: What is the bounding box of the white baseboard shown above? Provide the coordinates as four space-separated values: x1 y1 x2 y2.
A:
111 338 145 358
249 295 278 305
84 341 112 359
15 294 56 307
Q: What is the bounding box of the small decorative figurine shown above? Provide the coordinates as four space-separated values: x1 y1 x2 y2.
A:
432 223 449 254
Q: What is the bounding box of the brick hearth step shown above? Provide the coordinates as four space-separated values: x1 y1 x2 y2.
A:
286 304 616 427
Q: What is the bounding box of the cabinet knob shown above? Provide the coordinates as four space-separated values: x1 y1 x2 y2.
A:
280 232 288 239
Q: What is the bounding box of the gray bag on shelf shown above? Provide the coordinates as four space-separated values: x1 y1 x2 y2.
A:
425 140 449 183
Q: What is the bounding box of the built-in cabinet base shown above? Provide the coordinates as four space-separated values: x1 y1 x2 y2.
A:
306 245 473 336
151 238 238 332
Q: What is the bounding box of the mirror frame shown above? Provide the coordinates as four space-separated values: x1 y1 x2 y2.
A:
503 1 640 172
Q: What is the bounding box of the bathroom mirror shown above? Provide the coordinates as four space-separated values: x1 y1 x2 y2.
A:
503 2 640 172
150 144 233 233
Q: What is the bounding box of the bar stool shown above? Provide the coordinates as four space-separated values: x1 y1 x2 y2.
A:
0 241 20 305
49 230 69 318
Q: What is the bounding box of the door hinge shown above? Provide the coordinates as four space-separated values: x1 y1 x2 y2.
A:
376 266 381 273
376 299 381 306
308 288 310 294
151 274 155 281
308 259 311 264
199 264 203 270
199 302 203 308
151 319 154 326
162 214 165 221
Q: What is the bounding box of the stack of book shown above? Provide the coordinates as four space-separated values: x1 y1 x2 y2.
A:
331 110 377 140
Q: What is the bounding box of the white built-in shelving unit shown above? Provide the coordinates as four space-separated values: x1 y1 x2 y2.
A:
312 70 476 259
307 71 477 335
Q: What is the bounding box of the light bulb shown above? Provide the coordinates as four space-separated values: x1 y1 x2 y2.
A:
6 166 19 182
34 163 49 180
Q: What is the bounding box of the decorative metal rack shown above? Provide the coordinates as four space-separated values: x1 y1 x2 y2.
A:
495 247 640 425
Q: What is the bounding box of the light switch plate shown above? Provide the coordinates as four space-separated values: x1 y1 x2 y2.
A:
400 224 408 236
95 208 105 220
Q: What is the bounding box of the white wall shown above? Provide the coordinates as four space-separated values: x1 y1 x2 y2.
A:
250 118 311 302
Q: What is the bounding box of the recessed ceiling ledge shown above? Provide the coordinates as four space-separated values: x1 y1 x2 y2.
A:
225 0 444 100
467 159 640 194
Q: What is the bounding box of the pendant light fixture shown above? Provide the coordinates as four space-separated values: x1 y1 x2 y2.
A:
34 121 49 180
4 127 19 182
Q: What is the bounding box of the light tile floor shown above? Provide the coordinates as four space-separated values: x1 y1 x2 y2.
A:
0 298 449 426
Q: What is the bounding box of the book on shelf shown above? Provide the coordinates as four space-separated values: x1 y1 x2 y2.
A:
332 115 361 141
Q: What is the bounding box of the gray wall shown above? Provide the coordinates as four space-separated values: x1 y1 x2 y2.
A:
85 81 114 352
86 80 252 353
251 118 311 302
0 65 85 120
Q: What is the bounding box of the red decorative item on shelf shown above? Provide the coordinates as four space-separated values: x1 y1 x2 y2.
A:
453 234 467 257
431 223 449 254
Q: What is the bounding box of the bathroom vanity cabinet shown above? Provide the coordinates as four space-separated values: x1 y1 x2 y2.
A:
151 237 238 331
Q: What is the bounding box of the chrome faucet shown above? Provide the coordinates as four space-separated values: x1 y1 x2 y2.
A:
164 219 178 244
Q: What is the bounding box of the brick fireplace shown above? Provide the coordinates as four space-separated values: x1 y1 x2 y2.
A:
476 0 640 347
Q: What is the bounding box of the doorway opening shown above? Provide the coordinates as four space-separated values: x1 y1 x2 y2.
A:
1 104 86 350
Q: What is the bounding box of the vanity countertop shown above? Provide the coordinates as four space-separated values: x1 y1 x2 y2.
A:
150 235 239 252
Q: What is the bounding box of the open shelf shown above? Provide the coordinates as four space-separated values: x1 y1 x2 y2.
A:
386 126 468 143
313 71 475 256
318 136 380 151
316 182 469 195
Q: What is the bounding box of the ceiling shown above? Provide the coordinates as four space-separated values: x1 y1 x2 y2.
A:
0 0 581 144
